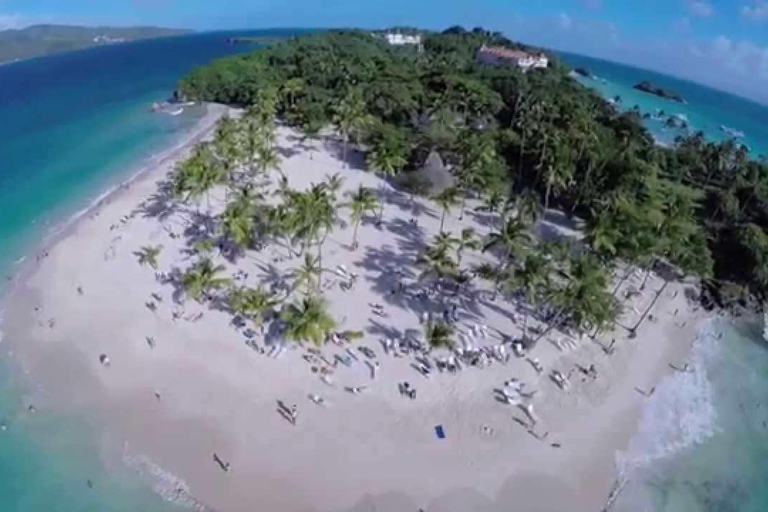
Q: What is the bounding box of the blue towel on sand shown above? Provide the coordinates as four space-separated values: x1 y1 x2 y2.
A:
435 425 445 439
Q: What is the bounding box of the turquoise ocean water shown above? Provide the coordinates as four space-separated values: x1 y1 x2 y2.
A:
559 51 768 157
0 30 272 512
558 53 768 511
0 37 767 511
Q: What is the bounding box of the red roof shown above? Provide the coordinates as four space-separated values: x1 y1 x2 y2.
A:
478 45 540 60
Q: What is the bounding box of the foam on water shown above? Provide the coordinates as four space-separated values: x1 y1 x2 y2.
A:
123 452 212 511
617 320 719 471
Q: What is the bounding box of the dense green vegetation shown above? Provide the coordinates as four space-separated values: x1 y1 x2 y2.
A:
176 27 768 317
0 24 189 63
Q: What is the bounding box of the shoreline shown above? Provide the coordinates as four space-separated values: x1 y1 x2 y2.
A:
1 103 227 295
0 118 712 512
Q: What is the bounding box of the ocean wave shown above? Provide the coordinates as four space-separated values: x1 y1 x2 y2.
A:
123 452 214 511
616 319 720 471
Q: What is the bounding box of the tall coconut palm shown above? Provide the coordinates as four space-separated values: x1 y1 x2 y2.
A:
345 186 380 250
280 296 336 347
135 245 163 270
367 143 407 219
182 258 230 303
543 254 618 340
291 253 323 295
514 189 544 226
333 89 367 166
281 77 305 110
434 186 461 233
220 191 256 252
172 143 221 209
483 217 531 299
423 320 455 350
229 285 280 326
455 227 480 267
417 238 458 290
505 252 552 338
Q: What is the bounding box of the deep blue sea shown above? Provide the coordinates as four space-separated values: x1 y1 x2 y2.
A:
0 36 767 511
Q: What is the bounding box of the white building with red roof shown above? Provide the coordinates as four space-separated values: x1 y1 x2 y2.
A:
476 45 548 71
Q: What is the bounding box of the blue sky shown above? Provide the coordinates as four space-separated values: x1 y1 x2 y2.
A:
2 0 768 104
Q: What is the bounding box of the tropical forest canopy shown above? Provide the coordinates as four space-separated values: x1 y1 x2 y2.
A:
179 27 768 309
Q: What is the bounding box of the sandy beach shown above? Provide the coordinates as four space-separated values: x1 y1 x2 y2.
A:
0 104 708 512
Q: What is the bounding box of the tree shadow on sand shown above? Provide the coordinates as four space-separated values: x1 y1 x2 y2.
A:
136 178 185 222
322 137 367 171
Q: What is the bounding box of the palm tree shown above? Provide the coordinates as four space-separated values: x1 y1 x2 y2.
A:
220 191 256 252
505 252 552 339
281 78 305 110
280 296 337 347
423 320 455 350
333 89 367 166
229 285 280 326
324 172 346 199
172 143 221 209
345 186 380 250
515 189 544 226
542 254 618 341
291 253 323 295
483 217 531 299
135 245 163 270
416 238 458 290
181 258 230 303
455 227 480 266
434 186 461 232
367 143 407 219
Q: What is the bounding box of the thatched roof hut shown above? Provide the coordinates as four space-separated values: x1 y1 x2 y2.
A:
396 150 454 196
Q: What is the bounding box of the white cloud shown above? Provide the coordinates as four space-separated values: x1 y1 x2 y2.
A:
688 0 714 17
558 13 573 30
0 13 27 31
742 1 768 21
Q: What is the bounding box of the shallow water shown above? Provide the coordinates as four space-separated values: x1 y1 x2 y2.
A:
0 29 286 512
613 318 768 512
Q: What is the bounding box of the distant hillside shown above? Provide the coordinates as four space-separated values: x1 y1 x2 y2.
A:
0 24 192 63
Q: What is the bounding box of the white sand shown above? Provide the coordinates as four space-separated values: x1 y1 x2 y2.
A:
1 104 708 512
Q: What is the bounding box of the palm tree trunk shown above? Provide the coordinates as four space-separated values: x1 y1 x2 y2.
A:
630 280 669 335
352 220 360 250
440 210 447 233
544 175 552 214
522 311 529 339
640 262 655 291
534 309 566 344
491 246 513 300
459 195 467 221
342 134 349 168
378 182 387 221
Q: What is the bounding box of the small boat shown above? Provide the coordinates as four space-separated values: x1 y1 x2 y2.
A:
169 108 184 116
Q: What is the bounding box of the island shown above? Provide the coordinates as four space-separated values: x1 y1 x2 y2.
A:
633 80 686 103
0 24 190 63
5 26 768 512
574 67 593 78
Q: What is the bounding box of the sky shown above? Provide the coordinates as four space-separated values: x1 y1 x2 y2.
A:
2 0 768 105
